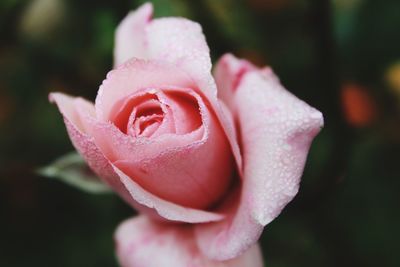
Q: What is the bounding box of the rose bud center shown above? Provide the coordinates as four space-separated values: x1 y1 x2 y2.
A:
112 89 202 139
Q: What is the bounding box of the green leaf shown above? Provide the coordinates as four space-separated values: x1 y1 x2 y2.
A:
38 152 112 194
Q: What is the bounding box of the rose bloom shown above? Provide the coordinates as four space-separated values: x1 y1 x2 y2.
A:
50 3 323 267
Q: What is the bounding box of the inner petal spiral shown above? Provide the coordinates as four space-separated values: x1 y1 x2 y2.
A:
127 99 164 138
110 89 203 139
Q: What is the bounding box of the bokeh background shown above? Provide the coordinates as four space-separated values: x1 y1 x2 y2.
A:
1 0 400 266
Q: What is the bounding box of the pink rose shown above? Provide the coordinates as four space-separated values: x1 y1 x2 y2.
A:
50 3 323 266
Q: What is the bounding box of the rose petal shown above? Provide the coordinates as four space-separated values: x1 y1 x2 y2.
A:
96 59 196 122
113 120 231 210
159 90 202 134
50 92 225 223
114 3 211 84
113 167 224 223
49 93 132 199
213 53 257 110
195 54 324 260
115 216 264 267
114 2 153 66
113 3 243 174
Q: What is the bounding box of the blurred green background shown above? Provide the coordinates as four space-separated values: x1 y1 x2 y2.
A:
1 0 400 266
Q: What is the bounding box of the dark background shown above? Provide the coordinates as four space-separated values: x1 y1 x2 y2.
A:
1 0 400 266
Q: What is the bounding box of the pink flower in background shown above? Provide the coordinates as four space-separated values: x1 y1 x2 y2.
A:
50 2 323 266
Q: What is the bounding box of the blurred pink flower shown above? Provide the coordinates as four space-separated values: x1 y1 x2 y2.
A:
50 2 323 266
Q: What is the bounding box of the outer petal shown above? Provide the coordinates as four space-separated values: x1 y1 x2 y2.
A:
115 216 264 267
49 93 119 186
113 167 224 223
113 3 243 172
114 3 211 83
195 54 324 260
114 3 153 66
50 92 225 223
213 53 257 110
